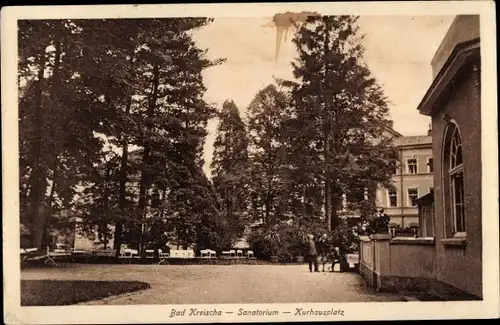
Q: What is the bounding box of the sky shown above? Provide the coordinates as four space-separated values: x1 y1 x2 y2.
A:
192 15 456 177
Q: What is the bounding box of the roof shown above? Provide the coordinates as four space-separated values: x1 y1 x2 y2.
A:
383 125 403 138
393 135 432 147
416 192 434 205
431 15 480 78
418 15 480 116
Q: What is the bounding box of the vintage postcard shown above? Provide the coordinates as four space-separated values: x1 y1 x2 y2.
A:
2 1 499 324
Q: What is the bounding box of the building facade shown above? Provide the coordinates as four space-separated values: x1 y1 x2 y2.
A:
352 15 483 300
417 14 481 298
375 132 434 229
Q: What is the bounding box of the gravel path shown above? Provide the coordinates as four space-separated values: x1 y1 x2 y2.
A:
21 263 405 305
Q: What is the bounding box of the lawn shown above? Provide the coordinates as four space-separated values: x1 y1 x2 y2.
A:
21 280 151 306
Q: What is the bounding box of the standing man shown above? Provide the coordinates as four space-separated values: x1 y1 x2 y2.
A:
306 234 319 272
317 234 329 272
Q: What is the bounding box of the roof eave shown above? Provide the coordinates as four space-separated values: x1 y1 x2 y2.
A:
417 39 480 116
396 142 433 150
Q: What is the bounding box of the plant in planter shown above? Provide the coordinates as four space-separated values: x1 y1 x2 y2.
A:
263 227 281 263
369 210 390 234
292 227 309 263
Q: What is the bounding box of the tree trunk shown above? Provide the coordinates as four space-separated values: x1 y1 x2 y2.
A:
101 160 112 249
176 228 180 250
44 157 60 247
43 29 63 247
137 64 160 257
159 188 167 220
114 97 133 257
30 46 48 250
323 19 333 232
114 49 136 257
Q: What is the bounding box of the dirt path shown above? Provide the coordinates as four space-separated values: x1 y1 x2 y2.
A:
21 264 405 305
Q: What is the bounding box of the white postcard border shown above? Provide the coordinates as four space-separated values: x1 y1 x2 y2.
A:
2 2 498 324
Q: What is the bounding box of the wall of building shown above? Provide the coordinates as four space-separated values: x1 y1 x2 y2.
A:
376 141 434 228
431 64 482 298
418 200 435 237
359 236 437 293
359 236 479 298
389 240 436 279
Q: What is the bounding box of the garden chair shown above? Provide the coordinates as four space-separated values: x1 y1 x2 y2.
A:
42 247 58 266
200 249 211 264
145 249 155 259
209 250 218 264
246 250 257 265
158 249 170 265
121 248 139 264
21 247 55 265
200 249 209 258
236 249 243 258
229 249 236 258
21 248 38 261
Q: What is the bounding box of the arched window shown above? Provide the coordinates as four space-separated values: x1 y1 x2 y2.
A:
444 123 465 235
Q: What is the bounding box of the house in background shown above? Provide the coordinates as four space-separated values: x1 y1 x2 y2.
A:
339 123 434 233
374 129 434 231
359 15 482 300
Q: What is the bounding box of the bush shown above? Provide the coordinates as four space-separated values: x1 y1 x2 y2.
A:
21 280 151 306
248 222 306 260
331 220 359 254
276 247 294 263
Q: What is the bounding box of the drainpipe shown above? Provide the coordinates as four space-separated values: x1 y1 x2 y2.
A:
400 146 404 228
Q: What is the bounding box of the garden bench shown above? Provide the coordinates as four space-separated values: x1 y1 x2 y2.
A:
158 249 170 265
21 247 59 266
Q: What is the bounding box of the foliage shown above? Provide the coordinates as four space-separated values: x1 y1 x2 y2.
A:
263 225 282 257
370 213 390 233
246 84 292 225
18 18 225 252
249 221 328 261
211 99 250 246
330 220 359 254
278 15 399 230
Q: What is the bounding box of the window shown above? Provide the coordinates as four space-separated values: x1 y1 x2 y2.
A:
387 190 398 207
407 188 419 206
443 123 466 236
427 157 434 173
407 158 418 174
449 125 464 233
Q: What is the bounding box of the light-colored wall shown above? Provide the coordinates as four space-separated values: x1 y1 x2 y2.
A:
359 237 436 280
360 237 373 269
376 144 434 227
359 237 437 289
389 241 436 278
